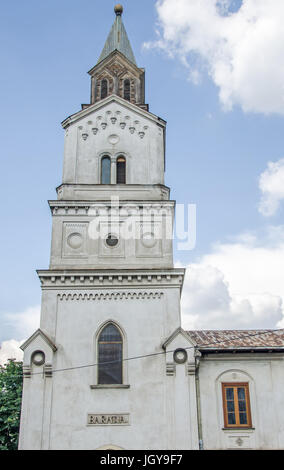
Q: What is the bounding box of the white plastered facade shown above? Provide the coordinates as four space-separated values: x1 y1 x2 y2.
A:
18 11 284 450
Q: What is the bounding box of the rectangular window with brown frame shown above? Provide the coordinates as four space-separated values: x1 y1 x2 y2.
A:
222 382 252 429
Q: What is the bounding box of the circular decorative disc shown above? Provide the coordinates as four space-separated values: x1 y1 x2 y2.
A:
67 233 83 249
106 234 119 247
32 351 45 366
173 348 188 364
141 232 157 248
108 134 120 145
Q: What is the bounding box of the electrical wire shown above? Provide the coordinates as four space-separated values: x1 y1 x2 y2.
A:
1 328 284 379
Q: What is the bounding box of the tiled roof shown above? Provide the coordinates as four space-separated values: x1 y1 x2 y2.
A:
187 330 284 350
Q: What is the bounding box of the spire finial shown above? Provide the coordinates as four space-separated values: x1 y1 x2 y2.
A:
97 3 136 65
114 4 123 16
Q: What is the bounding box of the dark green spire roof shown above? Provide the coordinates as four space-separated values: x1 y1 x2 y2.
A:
98 5 137 66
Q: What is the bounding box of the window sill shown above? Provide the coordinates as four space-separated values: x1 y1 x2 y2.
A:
90 384 130 390
222 427 255 431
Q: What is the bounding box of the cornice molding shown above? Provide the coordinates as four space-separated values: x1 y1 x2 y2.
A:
89 50 141 76
55 184 171 203
37 269 185 291
20 328 57 352
48 200 175 216
201 353 284 361
162 327 197 350
61 94 166 130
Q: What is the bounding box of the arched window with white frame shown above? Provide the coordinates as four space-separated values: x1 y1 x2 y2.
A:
116 156 126 184
98 323 123 384
101 155 111 184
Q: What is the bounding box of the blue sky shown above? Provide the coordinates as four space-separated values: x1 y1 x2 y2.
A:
1 0 284 355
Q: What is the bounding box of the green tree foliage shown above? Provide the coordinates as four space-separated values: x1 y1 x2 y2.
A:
0 360 23 450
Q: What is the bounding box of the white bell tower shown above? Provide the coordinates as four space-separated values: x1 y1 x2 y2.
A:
18 5 194 450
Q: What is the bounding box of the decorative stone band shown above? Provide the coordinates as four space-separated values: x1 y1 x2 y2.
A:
23 365 31 378
166 363 176 376
22 363 53 379
37 269 185 291
48 200 175 216
187 362 197 376
166 362 198 376
44 364 53 378
58 291 163 301
61 96 165 132
78 110 149 140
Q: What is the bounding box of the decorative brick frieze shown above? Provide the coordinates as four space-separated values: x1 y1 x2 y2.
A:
58 291 163 301
79 109 149 140
49 201 175 217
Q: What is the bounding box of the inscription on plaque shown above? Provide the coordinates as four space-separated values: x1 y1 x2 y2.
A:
87 414 130 426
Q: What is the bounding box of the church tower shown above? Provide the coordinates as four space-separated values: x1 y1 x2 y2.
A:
18 6 198 450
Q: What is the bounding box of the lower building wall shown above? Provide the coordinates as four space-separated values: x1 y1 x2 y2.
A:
198 354 284 450
19 286 188 450
19 312 284 450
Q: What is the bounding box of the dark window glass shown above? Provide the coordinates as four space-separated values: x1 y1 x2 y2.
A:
226 388 234 400
116 156 126 184
238 387 245 400
101 156 111 184
239 413 248 425
238 400 247 412
228 413 236 425
124 79 130 101
238 387 248 422
101 79 108 99
98 324 123 385
222 383 251 428
227 401 235 413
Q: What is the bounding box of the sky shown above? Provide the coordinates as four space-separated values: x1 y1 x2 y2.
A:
1 0 284 363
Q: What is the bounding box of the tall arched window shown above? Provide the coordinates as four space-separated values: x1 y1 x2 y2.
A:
98 324 123 384
116 156 126 184
124 79 130 101
101 156 111 184
101 79 108 99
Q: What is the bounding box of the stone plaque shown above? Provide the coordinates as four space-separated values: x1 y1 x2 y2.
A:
87 414 130 426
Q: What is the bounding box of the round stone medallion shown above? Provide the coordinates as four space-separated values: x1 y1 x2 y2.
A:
106 234 119 247
141 232 157 249
173 348 188 364
32 350 45 366
67 233 83 249
108 134 120 145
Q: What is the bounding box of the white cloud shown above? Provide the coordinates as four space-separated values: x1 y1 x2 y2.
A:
147 0 284 114
3 305 40 340
180 226 284 329
259 159 284 216
0 305 40 366
0 340 23 366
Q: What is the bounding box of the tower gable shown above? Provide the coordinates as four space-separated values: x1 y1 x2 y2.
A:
60 96 166 196
88 51 147 110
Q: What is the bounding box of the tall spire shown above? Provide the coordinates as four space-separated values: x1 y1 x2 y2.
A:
97 4 137 66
